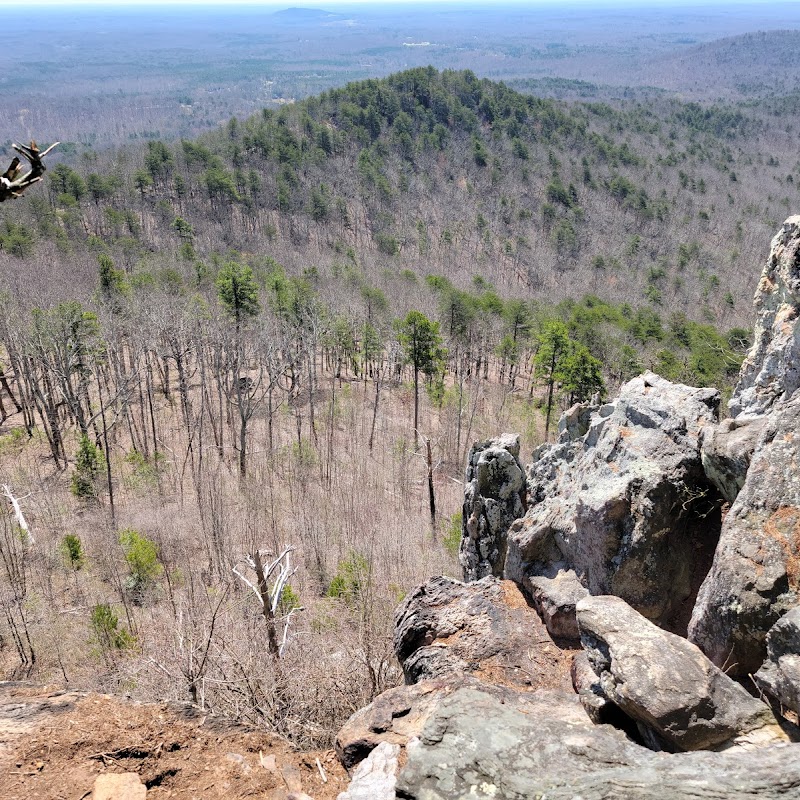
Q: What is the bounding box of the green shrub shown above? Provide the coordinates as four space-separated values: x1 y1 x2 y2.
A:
61 534 85 570
327 552 369 603
119 528 162 594
91 604 135 651
71 434 103 499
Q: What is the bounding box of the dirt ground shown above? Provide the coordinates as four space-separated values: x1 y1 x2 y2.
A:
0 682 348 800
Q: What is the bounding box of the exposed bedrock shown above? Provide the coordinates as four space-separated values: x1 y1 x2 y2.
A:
392 575 573 689
688 386 800 677
730 214 800 420
505 372 722 636
577 595 791 753
459 434 526 581
754 607 800 717
393 683 800 800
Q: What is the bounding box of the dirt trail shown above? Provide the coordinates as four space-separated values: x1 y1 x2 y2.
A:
0 682 348 799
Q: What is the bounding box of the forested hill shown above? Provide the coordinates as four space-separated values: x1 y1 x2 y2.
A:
2 66 797 330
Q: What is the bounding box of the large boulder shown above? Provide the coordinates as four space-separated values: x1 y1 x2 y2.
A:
577 595 789 752
505 372 721 633
393 683 800 800
755 607 800 717
729 215 800 420
688 393 800 677
392 575 573 689
459 434 526 581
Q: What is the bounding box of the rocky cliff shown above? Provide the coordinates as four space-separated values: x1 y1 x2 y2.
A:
334 218 800 800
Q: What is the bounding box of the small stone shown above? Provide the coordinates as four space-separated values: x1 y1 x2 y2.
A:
92 772 147 800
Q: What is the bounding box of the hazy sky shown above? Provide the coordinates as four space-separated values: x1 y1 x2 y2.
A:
0 0 783 7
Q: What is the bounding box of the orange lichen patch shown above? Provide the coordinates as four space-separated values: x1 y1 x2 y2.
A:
764 506 800 591
619 427 633 438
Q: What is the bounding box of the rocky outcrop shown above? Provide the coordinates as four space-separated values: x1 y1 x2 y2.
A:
393 684 800 800
755 607 800 716
336 219 800 799
687 217 800 676
730 215 800 420
700 416 766 504
506 372 721 633
577 595 789 752
688 392 800 676
459 434 526 581
392 575 572 689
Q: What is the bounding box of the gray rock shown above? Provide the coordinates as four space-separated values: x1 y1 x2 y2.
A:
335 677 459 770
730 215 800 420
700 416 767 504
558 401 596 442
337 741 401 800
577 595 788 752
506 372 721 633
755 607 800 716
571 650 610 725
392 575 572 689
460 434 526 581
689 393 800 677
527 566 589 640
393 683 800 800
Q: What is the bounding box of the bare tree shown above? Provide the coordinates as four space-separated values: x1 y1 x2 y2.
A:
0 141 59 202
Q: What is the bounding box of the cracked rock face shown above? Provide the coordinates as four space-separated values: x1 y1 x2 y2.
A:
577 595 789 752
393 684 800 800
754 607 800 717
392 575 572 689
506 372 721 634
689 392 800 677
730 215 800 420
459 434 526 581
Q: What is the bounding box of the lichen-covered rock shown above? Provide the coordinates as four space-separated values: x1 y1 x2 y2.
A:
392 575 572 689
700 416 767 504
336 741 401 800
577 595 789 752
393 683 800 800
506 372 721 633
730 215 800 420
689 393 800 677
335 677 459 770
527 566 589 640
460 434 526 581
755 607 800 716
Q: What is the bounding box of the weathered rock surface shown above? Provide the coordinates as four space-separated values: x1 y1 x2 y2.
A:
528 566 588 640
577 595 789 752
393 684 800 800
335 677 458 770
459 434 526 581
730 215 800 420
505 372 721 633
393 575 572 688
689 393 800 677
755 607 800 716
336 741 401 800
700 416 766 504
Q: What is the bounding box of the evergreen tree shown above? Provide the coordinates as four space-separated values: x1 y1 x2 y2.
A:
396 310 446 449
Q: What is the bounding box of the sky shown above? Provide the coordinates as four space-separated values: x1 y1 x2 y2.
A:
0 0 786 6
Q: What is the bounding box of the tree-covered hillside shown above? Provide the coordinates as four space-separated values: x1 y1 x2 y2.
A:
3 68 797 330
